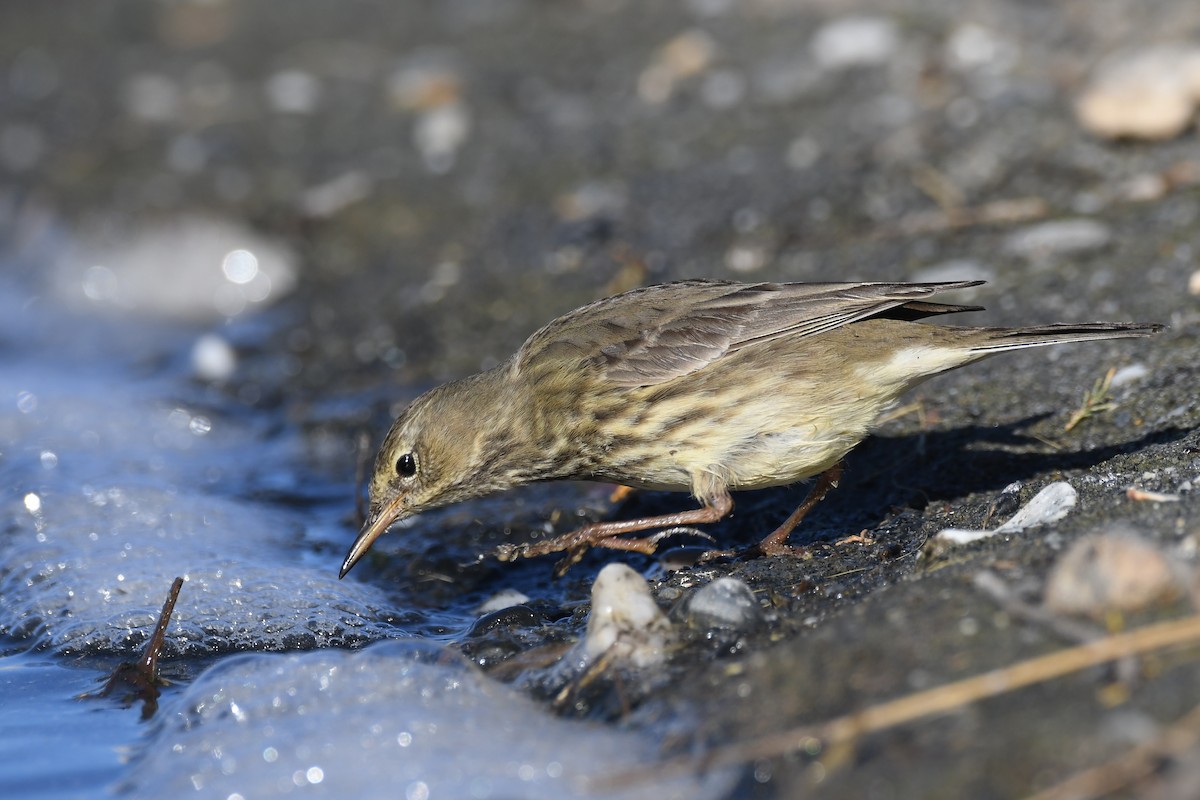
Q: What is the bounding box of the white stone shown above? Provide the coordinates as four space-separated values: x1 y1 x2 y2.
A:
1076 45 1200 140
812 16 899 70
584 563 672 667
1004 218 1112 260
936 481 1077 544
686 577 764 631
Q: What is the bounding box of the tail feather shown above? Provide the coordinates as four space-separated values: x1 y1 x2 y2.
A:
967 322 1165 354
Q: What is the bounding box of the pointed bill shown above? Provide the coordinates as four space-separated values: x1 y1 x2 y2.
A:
339 494 406 578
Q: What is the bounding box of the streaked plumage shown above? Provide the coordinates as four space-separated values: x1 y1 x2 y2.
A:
340 279 1161 577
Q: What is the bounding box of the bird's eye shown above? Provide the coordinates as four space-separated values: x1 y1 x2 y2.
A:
395 452 417 478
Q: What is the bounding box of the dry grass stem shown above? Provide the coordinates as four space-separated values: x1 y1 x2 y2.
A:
1024 700 1200 800
599 613 1200 790
1064 367 1117 432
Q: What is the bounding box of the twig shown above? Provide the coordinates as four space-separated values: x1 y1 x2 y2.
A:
1126 487 1181 503
973 571 1138 685
83 576 184 720
597 612 1200 790
1024 700 1200 800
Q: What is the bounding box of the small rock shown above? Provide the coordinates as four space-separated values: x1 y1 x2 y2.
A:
638 29 717 104
982 481 1023 527
937 481 1077 545
1076 45 1200 141
686 577 765 632
1044 530 1185 618
477 588 530 615
263 69 322 115
725 241 769 274
784 136 821 169
298 171 372 218
122 73 180 123
944 23 1018 75
657 546 712 572
585 564 672 667
811 16 899 70
414 103 470 173
1004 218 1112 260
1188 268 1200 296
554 181 628 222
702 68 746 110
1109 363 1150 389
387 59 464 111
1118 173 1169 203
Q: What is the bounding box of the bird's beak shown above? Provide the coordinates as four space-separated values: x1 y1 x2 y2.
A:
339 494 406 578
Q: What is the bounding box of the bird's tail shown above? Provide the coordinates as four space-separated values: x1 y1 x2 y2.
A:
965 322 1164 354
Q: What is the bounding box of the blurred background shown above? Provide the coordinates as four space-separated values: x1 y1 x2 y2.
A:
6 1 1196 384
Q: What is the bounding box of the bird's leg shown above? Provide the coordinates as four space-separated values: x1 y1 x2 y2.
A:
493 491 734 573
752 461 843 557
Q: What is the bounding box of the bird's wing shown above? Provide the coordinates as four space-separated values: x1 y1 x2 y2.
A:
513 279 984 388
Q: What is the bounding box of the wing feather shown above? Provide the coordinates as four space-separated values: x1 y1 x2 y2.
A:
514 279 984 388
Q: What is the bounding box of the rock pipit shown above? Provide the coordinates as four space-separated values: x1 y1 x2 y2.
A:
339 280 1161 577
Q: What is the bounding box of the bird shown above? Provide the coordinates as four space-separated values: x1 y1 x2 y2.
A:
338 279 1161 578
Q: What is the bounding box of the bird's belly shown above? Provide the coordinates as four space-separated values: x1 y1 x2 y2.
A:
611 413 871 493
721 427 854 489
594 368 897 495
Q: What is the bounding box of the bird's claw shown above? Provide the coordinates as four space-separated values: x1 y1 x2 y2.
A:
493 526 718 575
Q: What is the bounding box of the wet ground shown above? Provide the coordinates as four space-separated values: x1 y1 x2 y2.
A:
2 1 1200 798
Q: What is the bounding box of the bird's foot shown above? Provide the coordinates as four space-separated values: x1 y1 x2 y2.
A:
741 541 813 559
493 525 715 576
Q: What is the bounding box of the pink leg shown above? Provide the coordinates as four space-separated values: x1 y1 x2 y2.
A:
494 491 734 575
753 462 844 556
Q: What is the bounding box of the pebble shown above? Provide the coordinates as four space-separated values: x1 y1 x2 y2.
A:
1043 529 1185 618
388 60 464 111
413 103 470 173
263 69 322 115
477 588 531 615
1108 363 1149 389
656 546 712 572
584 563 672 667
298 170 372 218
1076 45 1200 140
1118 173 1169 203
553 180 627 222
936 481 1077 545
944 23 1018 75
1188 269 1200 296
386 59 470 172
122 72 181 123
1004 218 1112 260
701 68 747 110
811 16 899 70
725 241 769 274
685 577 765 632
638 29 717 104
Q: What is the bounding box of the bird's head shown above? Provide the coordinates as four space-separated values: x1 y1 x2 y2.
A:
339 374 509 577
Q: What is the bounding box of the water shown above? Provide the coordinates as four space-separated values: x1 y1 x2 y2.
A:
0 220 732 798
0 647 148 800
